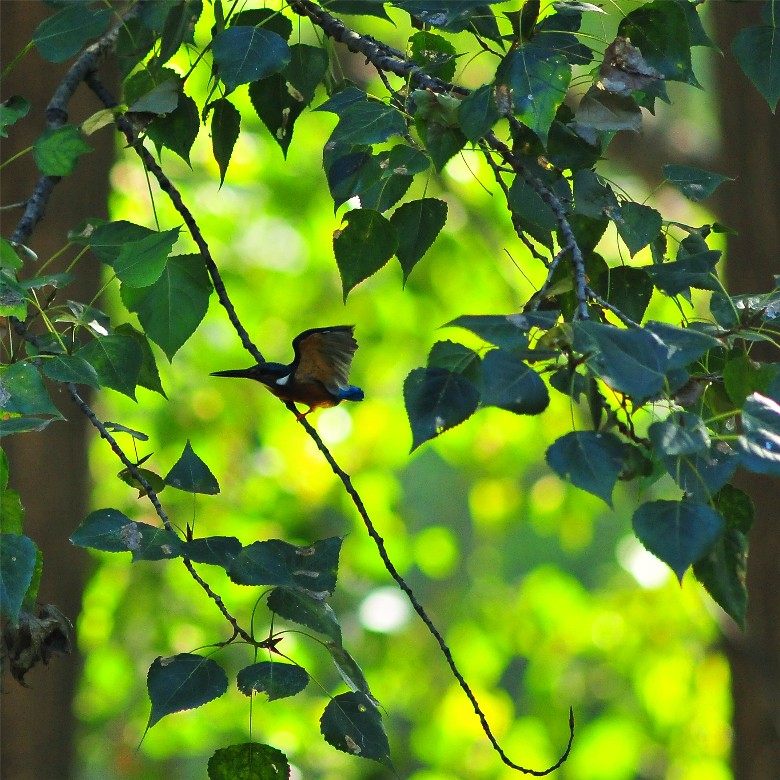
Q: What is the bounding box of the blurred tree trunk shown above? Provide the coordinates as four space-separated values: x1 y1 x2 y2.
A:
1 5 113 779
713 4 780 780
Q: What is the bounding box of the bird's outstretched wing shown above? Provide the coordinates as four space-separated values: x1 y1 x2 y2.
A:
291 326 359 394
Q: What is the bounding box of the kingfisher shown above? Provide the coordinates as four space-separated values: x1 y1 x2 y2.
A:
211 325 364 418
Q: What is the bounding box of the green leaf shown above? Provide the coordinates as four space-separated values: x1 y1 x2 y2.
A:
404 366 480 450
0 483 24 536
207 743 290 780
645 251 721 297
573 321 668 401
591 266 653 324
632 500 725 582
33 5 111 63
445 313 547 350
495 44 571 144
328 1 392 20
546 431 629 507
164 440 220 494
662 444 738 504
249 44 329 157
267 587 343 645
236 661 309 701
117 466 167 499
113 228 179 288
121 254 212 360
0 417 57 436
320 692 391 766
156 1 203 67
644 321 721 370
229 537 343 596
572 170 619 220
649 411 710 457
738 392 780 475
458 84 500 142
209 98 240 184
428 341 483 385
76 335 143 399
330 100 407 146
147 654 228 728
41 354 100 389
412 90 467 171
114 324 167 397
333 210 398 300
0 361 63 418
315 85 367 115
732 23 780 111
409 30 457 81
507 176 558 249
86 220 156 264
724 354 778 407
213 26 291 91
694 527 748 628
327 644 376 700
70 508 182 559
391 198 448 282
182 536 242 568
146 94 200 165
615 202 662 257
619 1 695 84
663 164 734 202
33 126 92 176
126 75 180 115
1 96 31 138
230 8 293 39
0 534 38 622
481 349 549 415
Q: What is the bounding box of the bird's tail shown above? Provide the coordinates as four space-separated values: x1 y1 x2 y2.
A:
338 385 364 401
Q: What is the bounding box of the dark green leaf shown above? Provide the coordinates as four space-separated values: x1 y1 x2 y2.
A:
724 354 778 407
209 98 240 184
315 85 367 115
249 44 329 157
333 210 398 300
147 94 199 165
130 525 183 561
76 335 143 399
357 168 412 213
649 411 710 456
207 743 290 780
445 313 547 349
328 1 392 20
147 654 228 728
33 5 111 63
230 8 293 39
495 44 571 144
572 170 619 220
41 354 100 389
330 100 407 146
324 150 380 210
0 534 38 622
117 465 167 498
87 220 155 264
507 175 559 250
121 253 212 360
236 661 309 700
0 417 57 435
229 537 343 596
645 250 721 297
546 431 628 507
391 198 448 282
714 483 755 535
164 440 220 494
113 228 179 288
213 27 291 91
114 324 167 397
645 321 721 370
267 587 342 644
573 321 668 401
662 443 738 503
1 361 63 418
694 527 748 628
126 75 180 115
1 96 31 138
632 500 725 581
458 85 500 142
156 1 203 67
104 421 150 441
615 202 662 257
428 341 483 386
663 164 733 202
33 126 92 176
619 1 695 84
591 266 653 324
738 392 780 475
732 23 780 111
404 366 480 450
409 31 457 81
481 349 549 415
412 90 467 171
182 536 242 567
327 644 376 700
320 692 391 765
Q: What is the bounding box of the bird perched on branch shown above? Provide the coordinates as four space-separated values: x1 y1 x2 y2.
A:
211 325 364 418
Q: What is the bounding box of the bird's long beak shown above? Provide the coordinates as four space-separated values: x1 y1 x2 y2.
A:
210 368 256 378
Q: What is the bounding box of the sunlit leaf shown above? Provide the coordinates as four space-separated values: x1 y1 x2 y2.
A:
1 360 63 418
207 743 290 780
1 96 30 138
41 355 101 389
113 228 179 288
33 126 92 176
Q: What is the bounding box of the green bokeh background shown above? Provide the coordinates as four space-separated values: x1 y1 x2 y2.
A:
73 6 730 779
